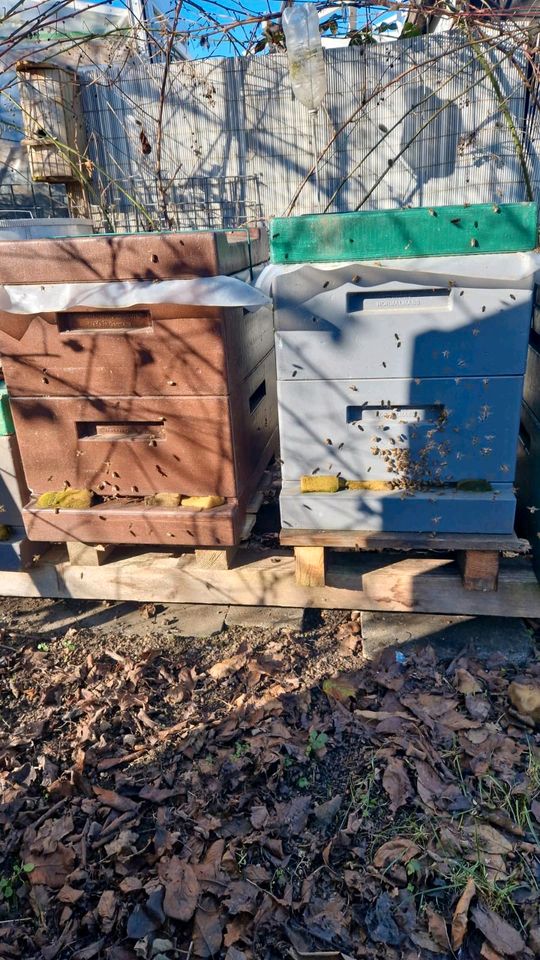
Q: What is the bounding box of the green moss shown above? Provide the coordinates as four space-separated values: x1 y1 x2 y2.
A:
456 479 493 493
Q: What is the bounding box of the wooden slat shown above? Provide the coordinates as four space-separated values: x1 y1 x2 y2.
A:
1 549 539 617
280 528 529 553
294 546 326 587
194 547 237 570
24 498 240 547
456 550 500 592
270 203 538 264
67 542 115 567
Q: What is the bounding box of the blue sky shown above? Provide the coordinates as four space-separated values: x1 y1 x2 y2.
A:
133 1 373 57
104 1 390 57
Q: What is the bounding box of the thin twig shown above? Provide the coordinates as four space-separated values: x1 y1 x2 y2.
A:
30 797 68 832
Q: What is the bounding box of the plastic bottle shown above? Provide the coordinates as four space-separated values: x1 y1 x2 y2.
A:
282 4 327 112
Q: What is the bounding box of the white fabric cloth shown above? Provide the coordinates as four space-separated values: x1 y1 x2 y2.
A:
256 252 540 295
0 275 270 315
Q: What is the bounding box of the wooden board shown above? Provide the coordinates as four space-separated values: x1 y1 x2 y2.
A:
1 548 539 617
270 203 538 264
24 497 240 547
279 528 529 552
456 549 500 592
0 227 268 285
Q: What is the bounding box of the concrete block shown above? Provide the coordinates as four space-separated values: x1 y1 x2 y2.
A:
360 612 532 665
280 481 516 534
5 601 228 637
226 605 305 630
152 603 228 638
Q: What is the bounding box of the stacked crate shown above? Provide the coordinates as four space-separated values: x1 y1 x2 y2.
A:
0 227 277 548
271 203 537 535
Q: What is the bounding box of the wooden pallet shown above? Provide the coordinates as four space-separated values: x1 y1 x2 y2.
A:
279 528 531 592
1 544 539 616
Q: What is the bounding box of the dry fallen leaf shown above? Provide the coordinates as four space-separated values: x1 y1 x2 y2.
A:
322 677 357 702
97 889 116 921
382 757 413 814
454 668 483 695
451 876 476 950
250 804 269 829
208 653 247 680
426 906 451 951
508 681 540 723
481 943 505 960
161 858 200 922
23 844 75 889
92 786 139 813
373 838 421 871
192 895 223 957
471 905 525 956
57 885 84 904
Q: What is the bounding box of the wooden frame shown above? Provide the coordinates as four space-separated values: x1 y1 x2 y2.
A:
280 529 529 592
1 545 539 617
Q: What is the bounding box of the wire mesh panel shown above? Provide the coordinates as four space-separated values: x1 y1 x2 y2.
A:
78 35 537 231
0 182 68 219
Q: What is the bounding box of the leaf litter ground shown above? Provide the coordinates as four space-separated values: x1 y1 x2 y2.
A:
0 599 539 960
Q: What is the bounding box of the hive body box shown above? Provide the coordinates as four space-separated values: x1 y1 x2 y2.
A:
0 228 277 547
274 253 534 534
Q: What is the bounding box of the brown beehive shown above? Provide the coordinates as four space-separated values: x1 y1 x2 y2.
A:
0 227 277 547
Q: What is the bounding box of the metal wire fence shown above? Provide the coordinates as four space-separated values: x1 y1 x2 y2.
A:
0 32 538 229
78 34 540 231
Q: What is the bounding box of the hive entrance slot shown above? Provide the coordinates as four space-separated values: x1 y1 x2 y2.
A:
519 420 531 452
57 309 152 333
77 421 165 441
346 404 444 424
249 379 266 413
346 288 450 312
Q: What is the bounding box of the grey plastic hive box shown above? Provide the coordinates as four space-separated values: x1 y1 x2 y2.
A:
274 253 535 533
0 434 30 525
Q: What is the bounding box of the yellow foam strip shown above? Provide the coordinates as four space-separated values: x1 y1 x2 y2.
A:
181 495 225 510
300 476 345 494
346 480 393 491
36 489 93 509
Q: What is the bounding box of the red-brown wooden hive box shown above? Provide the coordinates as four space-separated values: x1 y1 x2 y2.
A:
0 227 277 547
